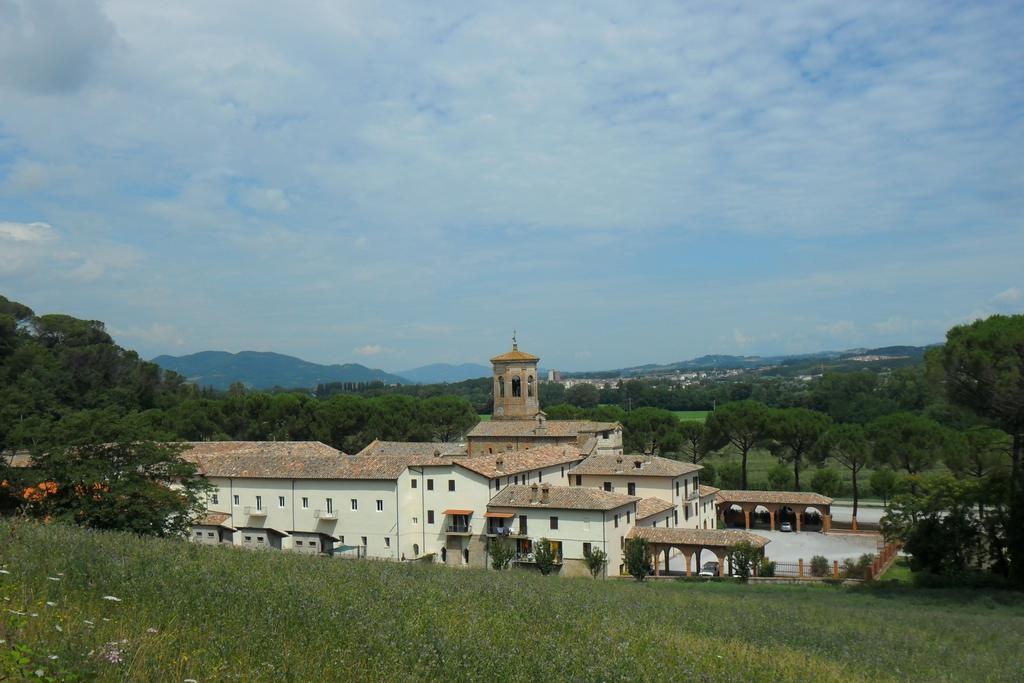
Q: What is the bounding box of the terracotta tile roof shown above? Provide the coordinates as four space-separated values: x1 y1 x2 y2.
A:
488 484 638 511
456 445 584 478
571 453 701 478
626 526 769 549
195 512 234 528
182 441 414 480
699 485 721 497
490 345 539 362
714 490 833 506
636 497 676 520
356 440 467 460
467 420 619 439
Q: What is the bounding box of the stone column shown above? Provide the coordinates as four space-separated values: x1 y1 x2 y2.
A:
685 551 693 577
824 514 832 532
768 509 775 531
743 509 751 530
795 513 802 533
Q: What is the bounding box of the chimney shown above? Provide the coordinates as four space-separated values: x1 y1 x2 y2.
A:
541 484 551 505
496 457 504 473
530 483 539 504
615 456 623 474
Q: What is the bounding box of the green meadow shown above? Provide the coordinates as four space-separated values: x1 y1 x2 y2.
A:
2 521 1022 682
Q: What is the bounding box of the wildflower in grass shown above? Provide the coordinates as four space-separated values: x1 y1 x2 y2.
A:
147 627 158 633
99 642 124 664
102 595 122 602
48 655 58 660
47 576 60 581
55 625 63 632
46 601 56 607
0 569 9 574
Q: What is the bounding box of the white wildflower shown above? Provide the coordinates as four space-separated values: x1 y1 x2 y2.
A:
84 619 94 625
35 670 44 677
47 576 60 582
102 595 122 602
55 624 63 632
45 601 57 607
48 655 59 660
0 569 10 574
146 627 158 633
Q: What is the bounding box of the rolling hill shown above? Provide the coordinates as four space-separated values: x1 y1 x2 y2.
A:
397 362 491 383
152 351 408 390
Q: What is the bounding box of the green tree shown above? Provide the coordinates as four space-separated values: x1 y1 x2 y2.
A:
583 546 608 579
882 475 987 575
818 424 872 520
768 407 831 490
623 408 681 455
28 440 210 537
422 395 479 441
565 383 600 408
767 462 794 491
945 428 1011 482
534 538 557 576
705 400 771 489
726 541 762 582
624 538 651 581
488 538 515 570
933 315 1024 583
716 461 742 489
810 467 844 498
869 468 900 505
677 420 709 464
867 412 949 488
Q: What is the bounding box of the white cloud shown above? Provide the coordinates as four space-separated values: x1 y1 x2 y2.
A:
353 344 384 356
732 329 753 347
0 221 57 242
238 187 290 213
819 320 856 338
993 287 1021 304
110 323 185 348
0 0 117 94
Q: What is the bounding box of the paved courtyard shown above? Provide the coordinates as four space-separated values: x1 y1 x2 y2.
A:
748 529 881 563
666 529 881 573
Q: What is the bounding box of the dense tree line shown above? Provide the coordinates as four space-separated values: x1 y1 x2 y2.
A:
0 296 479 457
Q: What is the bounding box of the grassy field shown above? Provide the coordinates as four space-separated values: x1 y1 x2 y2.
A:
2 522 1023 681
673 410 710 422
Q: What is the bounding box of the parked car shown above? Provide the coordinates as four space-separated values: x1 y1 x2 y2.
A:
780 522 793 532
698 561 720 577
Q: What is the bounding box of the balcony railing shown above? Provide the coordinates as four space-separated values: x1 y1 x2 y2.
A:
486 526 527 537
445 523 472 534
244 506 267 517
315 509 337 520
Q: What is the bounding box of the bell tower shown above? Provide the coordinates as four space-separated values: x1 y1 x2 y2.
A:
490 332 540 420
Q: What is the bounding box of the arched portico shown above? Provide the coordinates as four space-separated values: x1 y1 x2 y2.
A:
626 527 770 577
715 491 833 533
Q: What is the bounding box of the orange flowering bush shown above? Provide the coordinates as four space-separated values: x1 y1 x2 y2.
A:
22 481 58 502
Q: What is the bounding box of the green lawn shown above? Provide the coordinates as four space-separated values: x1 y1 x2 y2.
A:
673 410 710 422
2 521 1023 681
882 557 915 584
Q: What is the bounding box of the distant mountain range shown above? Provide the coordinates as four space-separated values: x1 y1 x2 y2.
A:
396 363 490 384
153 344 936 390
152 351 409 390
564 345 935 379
151 352 492 390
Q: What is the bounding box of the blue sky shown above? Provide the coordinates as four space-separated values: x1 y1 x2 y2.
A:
1 1 1021 372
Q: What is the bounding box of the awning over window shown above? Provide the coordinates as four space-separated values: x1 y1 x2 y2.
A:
443 509 473 515
484 511 515 519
